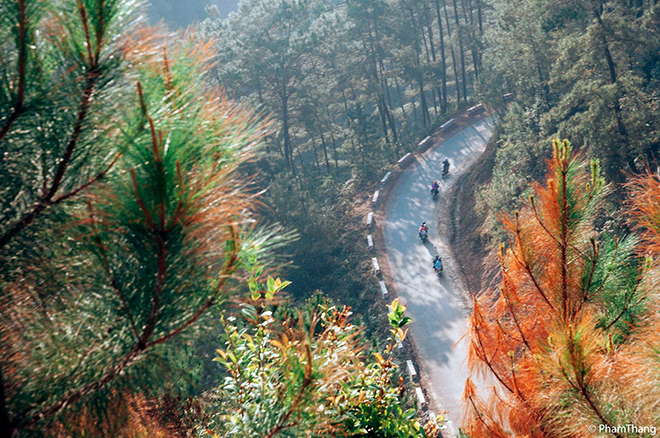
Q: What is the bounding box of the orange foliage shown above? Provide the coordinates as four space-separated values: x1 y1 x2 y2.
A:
463 140 660 437
48 391 176 438
627 171 660 256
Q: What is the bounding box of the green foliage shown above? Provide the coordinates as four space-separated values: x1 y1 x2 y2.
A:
590 234 646 342
0 3 279 433
205 290 360 437
479 0 660 190
387 298 412 329
202 292 440 438
203 0 481 177
200 1 486 354
471 0 660 285
340 299 437 438
476 102 549 245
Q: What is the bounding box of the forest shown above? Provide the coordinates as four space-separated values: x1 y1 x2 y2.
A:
0 0 659 437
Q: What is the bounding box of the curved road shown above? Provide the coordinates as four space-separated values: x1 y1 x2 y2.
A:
383 118 494 437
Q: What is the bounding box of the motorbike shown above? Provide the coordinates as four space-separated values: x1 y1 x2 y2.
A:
433 257 443 276
419 229 428 242
441 160 450 178
431 187 439 200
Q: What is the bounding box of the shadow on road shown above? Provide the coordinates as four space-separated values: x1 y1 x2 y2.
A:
382 118 495 434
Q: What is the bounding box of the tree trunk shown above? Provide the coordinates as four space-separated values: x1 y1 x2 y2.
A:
535 58 550 107
418 75 430 126
459 0 480 81
366 30 391 144
410 82 419 124
418 5 438 115
408 8 431 125
593 4 636 173
311 135 320 170
420 12 432 65
340 87 359 160
320 131 331 174
443 2 461 102
281 87 296 176
434 0 448 113
461 0 471 24
378 59 398 141
381 65 394 110
329 129 339 168
471 36 479 81
394 76 409 123
424 3 437 63
386 98 399 141
295 140 305 176
452 0 469 101
476 0 483 34
376 97 391 144
423 4 444 113
273 133 284 158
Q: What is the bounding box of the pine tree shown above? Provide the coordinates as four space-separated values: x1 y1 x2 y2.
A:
0 2 271 433
207 0 333 176
464 140 651 437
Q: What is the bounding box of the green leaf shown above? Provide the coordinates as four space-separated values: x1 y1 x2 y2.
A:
241 304 258 320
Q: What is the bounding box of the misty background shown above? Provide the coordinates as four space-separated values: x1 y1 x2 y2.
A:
148 0 239 28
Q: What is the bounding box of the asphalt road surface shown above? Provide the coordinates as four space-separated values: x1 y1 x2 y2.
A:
383 118 494 437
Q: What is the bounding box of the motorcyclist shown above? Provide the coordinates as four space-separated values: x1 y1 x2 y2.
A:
442 158 450 175
431 180 439 194
419 221 429 238
433 255 443 272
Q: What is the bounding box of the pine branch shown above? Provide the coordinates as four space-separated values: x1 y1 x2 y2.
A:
0 202 48 251
88 201 141 342
501 287 532 352
0 0 28 144
94 0 106 66
529 195 593 265
146 226 241 348
139 231 167 347
44 69 98 202
578 384 623 438
51 153 119 205
129 168 156 230
464 381 500 437
559 156 570 321
0 367 15 436
76 0 95 67
510 242 559 315
0 68 98 251
561 336 624 438
580 239 600 303
136 117 168 346
27 346 141 425
471 307 515 395
603 276 643 331
0 0 108 252
24 227 241 424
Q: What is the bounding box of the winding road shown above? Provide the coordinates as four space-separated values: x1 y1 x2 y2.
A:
383 117 494 437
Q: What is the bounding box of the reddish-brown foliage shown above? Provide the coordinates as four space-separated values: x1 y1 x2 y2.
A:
463 140 660 437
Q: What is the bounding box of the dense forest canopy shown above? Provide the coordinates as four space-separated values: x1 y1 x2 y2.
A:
1 0 660 436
